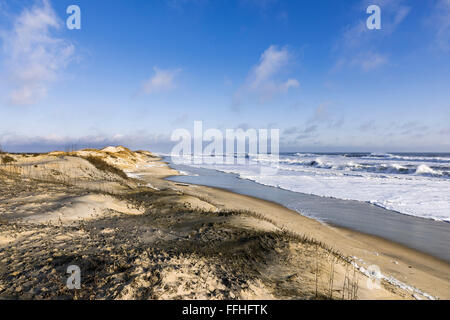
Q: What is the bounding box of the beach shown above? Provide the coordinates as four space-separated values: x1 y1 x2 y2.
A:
0 147 448 300
164 181 450 300
167 163 450 263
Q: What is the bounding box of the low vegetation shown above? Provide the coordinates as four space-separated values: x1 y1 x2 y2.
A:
83 156 128 180
1 155 16 164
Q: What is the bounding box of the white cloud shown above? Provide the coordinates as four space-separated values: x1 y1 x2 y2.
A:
141 67 181 95
279 78 300 91
431 0 450 51
234 45 299 106
0 0 75 106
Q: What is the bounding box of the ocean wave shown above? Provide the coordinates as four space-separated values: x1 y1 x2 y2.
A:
363 153 450 163
171 153 450 178
291 152 450 163
256 155 449 178
415 164 438 176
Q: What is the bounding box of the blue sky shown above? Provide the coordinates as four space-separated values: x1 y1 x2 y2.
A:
0 0 449 152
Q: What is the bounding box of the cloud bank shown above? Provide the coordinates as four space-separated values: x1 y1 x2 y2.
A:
0 131 175 153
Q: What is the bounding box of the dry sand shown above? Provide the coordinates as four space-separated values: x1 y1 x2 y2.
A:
0 146 448 300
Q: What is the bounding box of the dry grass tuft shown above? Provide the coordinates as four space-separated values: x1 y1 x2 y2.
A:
83 156 128 180
1 155 16 164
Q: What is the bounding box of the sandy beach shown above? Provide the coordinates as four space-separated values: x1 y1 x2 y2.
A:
0 146 448 300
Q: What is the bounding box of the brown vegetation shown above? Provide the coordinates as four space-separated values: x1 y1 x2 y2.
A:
83 156 128 180
1 155 16 164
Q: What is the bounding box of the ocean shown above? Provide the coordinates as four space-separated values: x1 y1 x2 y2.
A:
168 152 450 223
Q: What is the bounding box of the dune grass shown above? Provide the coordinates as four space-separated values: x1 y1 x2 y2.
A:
1 155 16 164
83 156 128 180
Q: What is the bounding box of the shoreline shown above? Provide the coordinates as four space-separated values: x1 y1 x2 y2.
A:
154 163 450 300
182 181 450 264
165 162 450 263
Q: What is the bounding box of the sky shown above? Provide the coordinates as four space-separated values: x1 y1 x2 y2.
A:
0 0 449 153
